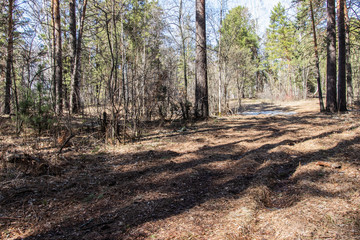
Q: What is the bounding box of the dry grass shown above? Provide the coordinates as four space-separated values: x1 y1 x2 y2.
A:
0 99 360 239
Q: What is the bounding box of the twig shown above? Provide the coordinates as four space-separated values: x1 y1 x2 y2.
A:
57 133 75 156
79 219 94 229
0 217 21 220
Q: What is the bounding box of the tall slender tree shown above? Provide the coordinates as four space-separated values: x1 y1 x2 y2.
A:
4 0 14 114
265 3 296 96
310 0 325 112
51 0 57 110
218 0 224 116
344 1 353 106
179 0 189 119
69 0 77 112
326 0 337 112
70 0 88 114
337 0 346 111
53 0 63 114
195 0 208 118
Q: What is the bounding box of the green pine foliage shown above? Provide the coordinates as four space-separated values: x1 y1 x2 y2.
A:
220 6 260 105
265 3 296 71
2 0 360 125
18 83 55 134
221 6 258 53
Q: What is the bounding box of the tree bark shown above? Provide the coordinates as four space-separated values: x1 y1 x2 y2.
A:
70 0 88 114
218 0 223 116
69 0 76 77
310 0 325 112
337 0 347 112
69 0 77 112
326 0 337 112
344 2 353 106
179 0 189 119
11 61 18 115
111 0 119 104
195 0 208 118
4 0 14 114
54 0 63 114
51 0 57 110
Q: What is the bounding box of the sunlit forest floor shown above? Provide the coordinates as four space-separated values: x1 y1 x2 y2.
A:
1 99 360 240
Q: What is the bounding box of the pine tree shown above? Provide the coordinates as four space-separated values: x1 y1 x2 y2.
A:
70 0 88 114
344 1 353 106
337 0 347 111
326 0 337 112
309 0 325 111
4 0 14 114
265 3 296 96
195 0 208 118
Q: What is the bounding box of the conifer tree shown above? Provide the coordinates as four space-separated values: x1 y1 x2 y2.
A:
326 0 337 112
4 0 14 114
195 0 208 118
337 0 347 111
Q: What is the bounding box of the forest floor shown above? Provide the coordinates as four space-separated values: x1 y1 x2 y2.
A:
1 99 360 240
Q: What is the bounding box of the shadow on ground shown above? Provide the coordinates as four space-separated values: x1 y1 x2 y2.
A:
0 111 359 239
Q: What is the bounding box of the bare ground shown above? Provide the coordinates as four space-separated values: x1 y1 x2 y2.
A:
1 99 360 240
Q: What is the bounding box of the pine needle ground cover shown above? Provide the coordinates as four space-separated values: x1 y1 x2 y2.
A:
1 99 359 240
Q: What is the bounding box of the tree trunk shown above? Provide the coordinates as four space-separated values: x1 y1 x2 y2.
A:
51 0 57 110
326 0 337 112
69 0 76 78
310 0 325 112
105 13 115 106
69 0 77 113
179 0 189 119
111 0 119 104
195 0 208 118
344 2 353 106
337 0 347 112
11 61 18 114
12 61 20 133
4 0 14 114
54 0 63 114
121 17 128 131
218 0 223 116
70 0 88 114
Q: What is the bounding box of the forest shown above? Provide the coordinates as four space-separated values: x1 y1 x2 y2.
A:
0 0 360 239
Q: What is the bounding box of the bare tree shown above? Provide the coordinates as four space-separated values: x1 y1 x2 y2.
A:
179 0 189 119
218 0 225 116
53 0 63 114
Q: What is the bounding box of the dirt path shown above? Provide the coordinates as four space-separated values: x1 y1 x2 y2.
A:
1 99 360 239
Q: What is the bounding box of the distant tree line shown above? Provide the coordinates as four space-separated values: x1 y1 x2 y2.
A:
1 0 359 141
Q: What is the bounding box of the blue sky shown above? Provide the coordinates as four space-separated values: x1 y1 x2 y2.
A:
224 0 292 36
159 0 293 44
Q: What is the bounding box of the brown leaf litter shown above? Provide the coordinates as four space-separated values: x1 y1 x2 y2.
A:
0 99 360 239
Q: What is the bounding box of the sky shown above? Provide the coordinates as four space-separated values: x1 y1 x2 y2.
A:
224 0 292 36
159 0 293 44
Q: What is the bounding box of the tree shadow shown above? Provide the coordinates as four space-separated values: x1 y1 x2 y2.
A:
11 131 358 238
237 102 298 113
141 112 348 147
1 112 359 239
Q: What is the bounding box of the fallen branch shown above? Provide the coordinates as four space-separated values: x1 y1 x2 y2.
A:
57 133 75 156
316 161 342 169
